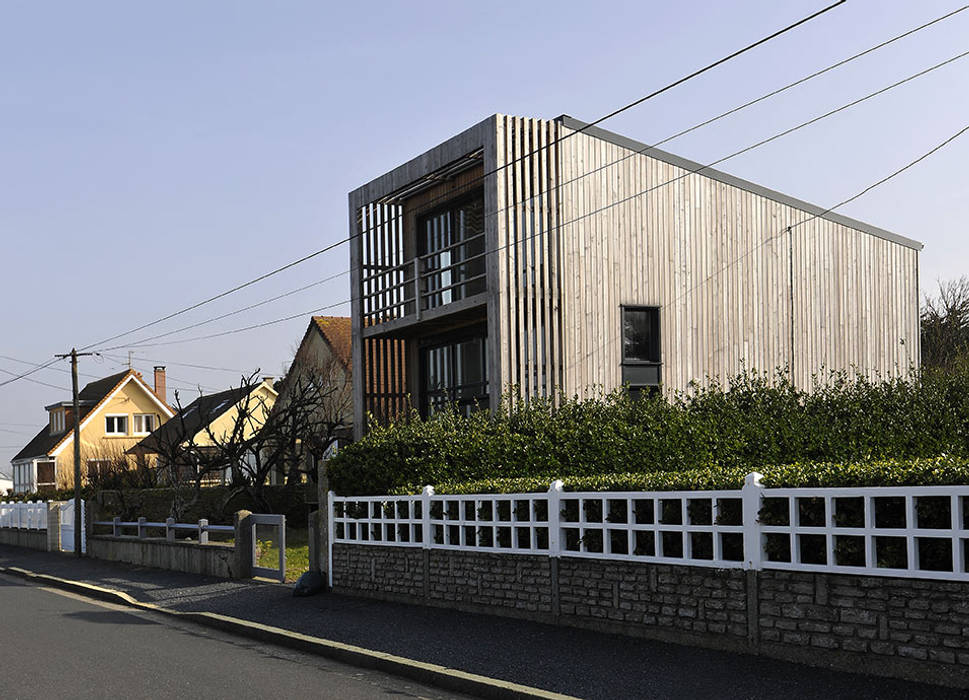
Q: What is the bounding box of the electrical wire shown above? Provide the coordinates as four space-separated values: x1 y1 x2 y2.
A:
578 120 969 363
103 48 968 351
75 2 845 355
86 8 968 353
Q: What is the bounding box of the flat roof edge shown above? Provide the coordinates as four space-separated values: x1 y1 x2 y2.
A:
557 115 923 251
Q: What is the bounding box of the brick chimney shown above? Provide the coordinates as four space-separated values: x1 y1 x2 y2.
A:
154 366 167 403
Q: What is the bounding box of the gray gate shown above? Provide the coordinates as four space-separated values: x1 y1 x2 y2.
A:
250 513 285 582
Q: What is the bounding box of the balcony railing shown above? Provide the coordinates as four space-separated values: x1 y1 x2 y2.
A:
361 230 487 327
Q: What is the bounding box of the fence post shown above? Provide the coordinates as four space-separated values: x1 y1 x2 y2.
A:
547 480 563 557
137 516 147 539
198 519 209 545
113 517 121 537
235 510 253 579
742 472 765 571
326 491 335 588
421 485 434 549
165 517 175 542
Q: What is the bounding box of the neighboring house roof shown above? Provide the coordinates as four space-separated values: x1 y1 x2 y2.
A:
11 369 174 462
130 383 267 455
312 316 352 370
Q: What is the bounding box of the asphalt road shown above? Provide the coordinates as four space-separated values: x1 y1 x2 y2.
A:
0 572 474 700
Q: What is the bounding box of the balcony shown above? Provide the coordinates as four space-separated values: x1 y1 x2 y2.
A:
359 193 487 338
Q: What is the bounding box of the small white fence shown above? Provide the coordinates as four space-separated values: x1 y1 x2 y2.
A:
0 501 48 530
328 473 969 583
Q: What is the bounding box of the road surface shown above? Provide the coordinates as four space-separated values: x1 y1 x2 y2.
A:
0 572 475 700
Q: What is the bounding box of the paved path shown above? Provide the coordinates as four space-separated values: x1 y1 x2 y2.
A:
0 571 472 700
0 545 963 699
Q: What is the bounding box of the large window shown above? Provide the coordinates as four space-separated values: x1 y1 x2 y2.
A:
104 414 128 435
422 334 489 416
621 306 661 396
419 193 486 309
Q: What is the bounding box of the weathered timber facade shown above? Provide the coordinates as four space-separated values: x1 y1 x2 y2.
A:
349 114 921 436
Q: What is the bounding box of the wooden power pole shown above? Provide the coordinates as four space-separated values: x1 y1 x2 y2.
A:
55 348 94 557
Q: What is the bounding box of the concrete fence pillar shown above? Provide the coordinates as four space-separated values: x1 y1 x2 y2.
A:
165 517 175 542
234 510 253 579
46 502 61 552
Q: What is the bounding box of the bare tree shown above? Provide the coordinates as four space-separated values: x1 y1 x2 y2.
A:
199 356 351 512
131 385 245 520
922 276 969 372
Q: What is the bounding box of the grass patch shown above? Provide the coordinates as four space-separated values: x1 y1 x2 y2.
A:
256 527 310 583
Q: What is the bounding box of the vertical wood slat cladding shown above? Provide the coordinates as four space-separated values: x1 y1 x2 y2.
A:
493 116 564 401
356 201 409 424
555 123 918 396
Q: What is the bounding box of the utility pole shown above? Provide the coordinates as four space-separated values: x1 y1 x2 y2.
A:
55 348 95 557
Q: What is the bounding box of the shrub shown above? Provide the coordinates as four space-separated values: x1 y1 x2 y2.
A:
327 368 969 496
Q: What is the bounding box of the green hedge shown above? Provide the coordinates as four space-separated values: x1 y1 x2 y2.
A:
388 457 969 495
328 368 969 495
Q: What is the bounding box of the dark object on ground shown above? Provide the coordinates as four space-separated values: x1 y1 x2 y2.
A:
292 570 324 597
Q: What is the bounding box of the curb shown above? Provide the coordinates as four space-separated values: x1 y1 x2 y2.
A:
0 565 575 700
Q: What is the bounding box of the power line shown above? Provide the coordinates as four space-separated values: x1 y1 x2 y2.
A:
105 269 349 349
580 119 969 363
100 353 257 375
76 3 844 355
105 47 967 351
85 7 966 354
0 357 64 389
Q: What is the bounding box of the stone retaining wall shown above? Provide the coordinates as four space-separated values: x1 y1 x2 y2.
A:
88 535 241 579
0 528 49 551
331 543 969 688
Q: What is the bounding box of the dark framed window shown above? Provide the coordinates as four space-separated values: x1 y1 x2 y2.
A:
421 331 489 416
621 306 661 394
418 191 486 309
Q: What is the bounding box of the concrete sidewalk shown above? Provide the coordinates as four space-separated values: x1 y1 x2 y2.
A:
0 544 961 700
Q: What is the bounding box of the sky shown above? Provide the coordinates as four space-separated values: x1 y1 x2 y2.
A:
2 0 968 474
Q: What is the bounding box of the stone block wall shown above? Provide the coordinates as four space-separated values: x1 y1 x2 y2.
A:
87 536 240 578
332 543 969 688
0 528 48 551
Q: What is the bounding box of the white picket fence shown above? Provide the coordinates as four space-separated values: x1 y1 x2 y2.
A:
0 501 48 530
328 473 969 584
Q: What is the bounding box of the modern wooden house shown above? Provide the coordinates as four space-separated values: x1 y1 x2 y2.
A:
348 114 921 436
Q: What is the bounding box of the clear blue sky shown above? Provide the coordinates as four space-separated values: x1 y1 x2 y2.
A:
2 0 968 473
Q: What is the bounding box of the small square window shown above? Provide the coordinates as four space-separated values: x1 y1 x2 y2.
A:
622 307 660 363
105 415 128 435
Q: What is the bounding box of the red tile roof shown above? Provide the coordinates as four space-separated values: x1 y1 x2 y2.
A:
312 316 352 371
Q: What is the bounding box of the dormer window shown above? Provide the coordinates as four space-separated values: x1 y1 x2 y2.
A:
105 415 128 436
50 410 65 434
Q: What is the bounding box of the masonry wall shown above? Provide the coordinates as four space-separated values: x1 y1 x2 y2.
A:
332 543 969 689
88 536 240 579
0 528 48 551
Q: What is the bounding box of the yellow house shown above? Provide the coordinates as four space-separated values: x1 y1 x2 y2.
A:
9 368 175 493
129 379 277 484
